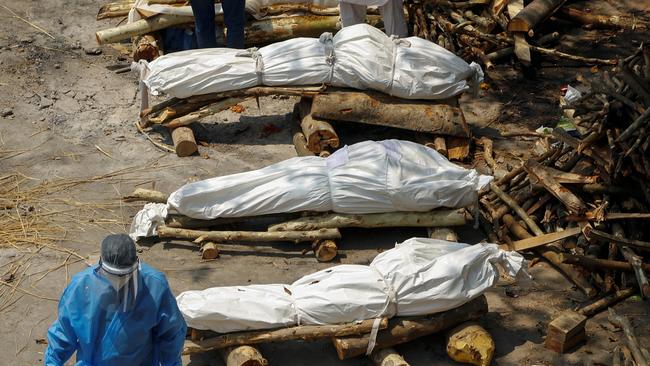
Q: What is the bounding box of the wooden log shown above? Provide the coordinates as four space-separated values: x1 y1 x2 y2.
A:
171 127 198 157
220 345 268 366
480 137 496 173
608 309 650 366
370 348 410 366
620 246 650 298
562 255 650 272
502 214 597 297
133 34 160 62
259 3 341 16
558 7 648 30
96 13 194 44
298 98 339 153
510 227 581 251
314 239 338 262
123 188 169 203
200 242 220 260
165 98 246 129
530 45 618 65
166 213 300 229
433 136 448 157
545 310 587 353
524 159 587 214
268 209 470 231
446 322 495 366
310 91 469 137
292 131 315 157
508 0 567 33
183 318 389 354
97 1 133 20
429 228 459 242
331 295 488 360
507 0 531 64
577 288 636 317
446 137 471 161
157 226 341 243
490 183 539 233
552 128 611 172
586 229 650 252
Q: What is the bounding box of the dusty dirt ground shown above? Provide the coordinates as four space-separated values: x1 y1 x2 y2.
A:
1 0 649 365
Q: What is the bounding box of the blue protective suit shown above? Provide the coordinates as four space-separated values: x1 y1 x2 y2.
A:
44 263 187 366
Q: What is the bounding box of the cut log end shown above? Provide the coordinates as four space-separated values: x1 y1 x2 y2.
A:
446 322 495 366
220 345 268 366
314 240 338 262
171 126 198 157
200 242 220 260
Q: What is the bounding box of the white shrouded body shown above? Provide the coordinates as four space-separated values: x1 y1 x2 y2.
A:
177 238 527 332
129 140 492 239
141 24 483 100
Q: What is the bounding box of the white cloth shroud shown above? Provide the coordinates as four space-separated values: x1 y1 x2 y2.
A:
141 23 483 99
129 140 493 239
176 238 527 332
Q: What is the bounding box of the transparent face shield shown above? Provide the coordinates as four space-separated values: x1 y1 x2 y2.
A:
98 259 140 312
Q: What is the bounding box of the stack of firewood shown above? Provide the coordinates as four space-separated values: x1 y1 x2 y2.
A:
477 43 650 357
124 188 471 262
409 0 647 69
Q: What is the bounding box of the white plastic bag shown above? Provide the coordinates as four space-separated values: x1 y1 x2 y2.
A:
129 140 492 239
176 238 527 332
142 24 483 99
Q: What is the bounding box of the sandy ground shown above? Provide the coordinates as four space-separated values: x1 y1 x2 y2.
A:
1 0 649 365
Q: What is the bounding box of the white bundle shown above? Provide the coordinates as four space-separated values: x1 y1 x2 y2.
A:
177 238 527 332
129 140 492 239
142 24 483 99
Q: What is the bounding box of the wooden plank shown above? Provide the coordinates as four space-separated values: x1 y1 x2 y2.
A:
511 227 582 251
524 159 587 214
311 90 469 137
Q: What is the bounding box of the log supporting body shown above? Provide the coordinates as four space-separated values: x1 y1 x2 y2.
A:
219 345 268 366
298 97 339 153
157 226 341 243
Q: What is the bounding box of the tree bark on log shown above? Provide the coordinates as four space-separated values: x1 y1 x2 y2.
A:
298 98 339 153
508 0 567 33
183 318 389 354
165 98 246 129
577 288 636 317
562 255 650 272
331 295 488 360
268 209 469 231
97 14 194 44
370 348 410 366
157 226 341 243
123 188 169 203
558 7 648 30
219 345 269 366
171 126 198 157
310 91 469 137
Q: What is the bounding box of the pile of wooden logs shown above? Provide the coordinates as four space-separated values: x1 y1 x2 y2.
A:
478 43 650 354
409 0 647 69
124 188 472 261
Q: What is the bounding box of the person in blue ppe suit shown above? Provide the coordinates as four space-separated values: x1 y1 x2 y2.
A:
190 0 246 49
44 234 187 366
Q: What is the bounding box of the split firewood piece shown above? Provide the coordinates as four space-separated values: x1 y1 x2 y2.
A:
507 0 531 65
479 137 496 173
558 7 648 30
313 239 338 262
332 295 488 360
184 318 388 354
123 188 169 203
510 227 581 251
165 98 246 129
219 345 268 366
432 136 448 157
132 34 160 62
310 91 469 137
545 310 587 353
524 159 587 215
298 97 339 153
171 126 198 157
620 246 650 298
502 214 597 297
446 137 471 161
508 0 567 34
586 229 650 252
268 209 470 231
157 226 341 243
446 322 495 366
200 242 220 260
370 348 410 366
531 165 598 184
291 102 317 157
608 308 650 366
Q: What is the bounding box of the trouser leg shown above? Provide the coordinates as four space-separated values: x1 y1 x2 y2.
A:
223 0 246 49
379 0 408 37
190 0 218 48
339 2 367 27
